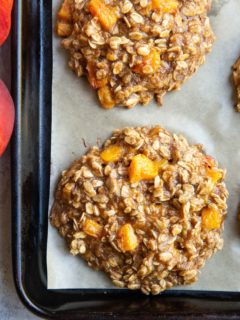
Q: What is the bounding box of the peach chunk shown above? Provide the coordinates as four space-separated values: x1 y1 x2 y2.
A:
88 0 118 31
56 21 73 37
206 168 222 184
133 48 161 74
129 154 159 183
83 219 103 238
56 0 73 37
87 62 108 89
100 145 123 163
57 0 72 22
0 80 15 156
151 0 179 13
117 224 138 252
98 86 115 109
202 207 222 230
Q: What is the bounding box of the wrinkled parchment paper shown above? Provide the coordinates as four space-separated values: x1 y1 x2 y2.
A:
47 0 240 290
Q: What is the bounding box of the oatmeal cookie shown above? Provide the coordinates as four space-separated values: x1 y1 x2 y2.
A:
232 56 240 112
56 0 215 109
51 126 228 294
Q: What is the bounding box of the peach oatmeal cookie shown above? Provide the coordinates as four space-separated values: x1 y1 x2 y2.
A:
51 126 228 295
56 0 215 109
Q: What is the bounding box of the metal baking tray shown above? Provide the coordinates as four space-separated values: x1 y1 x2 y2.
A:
11 0 240 318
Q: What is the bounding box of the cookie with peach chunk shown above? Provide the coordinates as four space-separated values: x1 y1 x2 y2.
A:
55 0 215 109
51 126 228 295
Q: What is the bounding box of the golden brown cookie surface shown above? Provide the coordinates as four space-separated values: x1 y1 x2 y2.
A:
51 126 228 294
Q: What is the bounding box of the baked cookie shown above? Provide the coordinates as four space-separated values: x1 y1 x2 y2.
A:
51 126 228 294
233 56 240 112
56 0 215 109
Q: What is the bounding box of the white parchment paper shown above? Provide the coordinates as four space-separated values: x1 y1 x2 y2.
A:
47 0 240 290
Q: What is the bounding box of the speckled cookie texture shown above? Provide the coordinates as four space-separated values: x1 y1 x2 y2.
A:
51 126 228 294
56 0 215 109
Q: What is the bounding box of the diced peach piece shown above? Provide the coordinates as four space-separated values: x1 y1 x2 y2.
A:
133 48 161 74
0 80 15 156
87 62 108 89
151 0 179 13
100 145 123 163
88 75 108 89
117 224 138 252
201 207 222 230
98 86 115 109
145 49 161 72
129 154 159 183
58 0 72 22
91 77 108 89
83 219 103 238
206 168 222 184
56 21 72 37
88 0 118 31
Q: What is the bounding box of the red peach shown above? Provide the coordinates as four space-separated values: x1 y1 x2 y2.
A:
0 79 15 156
0 0 14 46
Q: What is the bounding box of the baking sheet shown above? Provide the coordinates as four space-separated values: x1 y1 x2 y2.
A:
47 0 240 290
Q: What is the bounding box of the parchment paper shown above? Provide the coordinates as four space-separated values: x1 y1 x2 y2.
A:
47 0 240 290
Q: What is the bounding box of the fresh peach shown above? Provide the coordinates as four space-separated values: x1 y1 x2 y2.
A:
0 0 14 46
0 80 15 156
